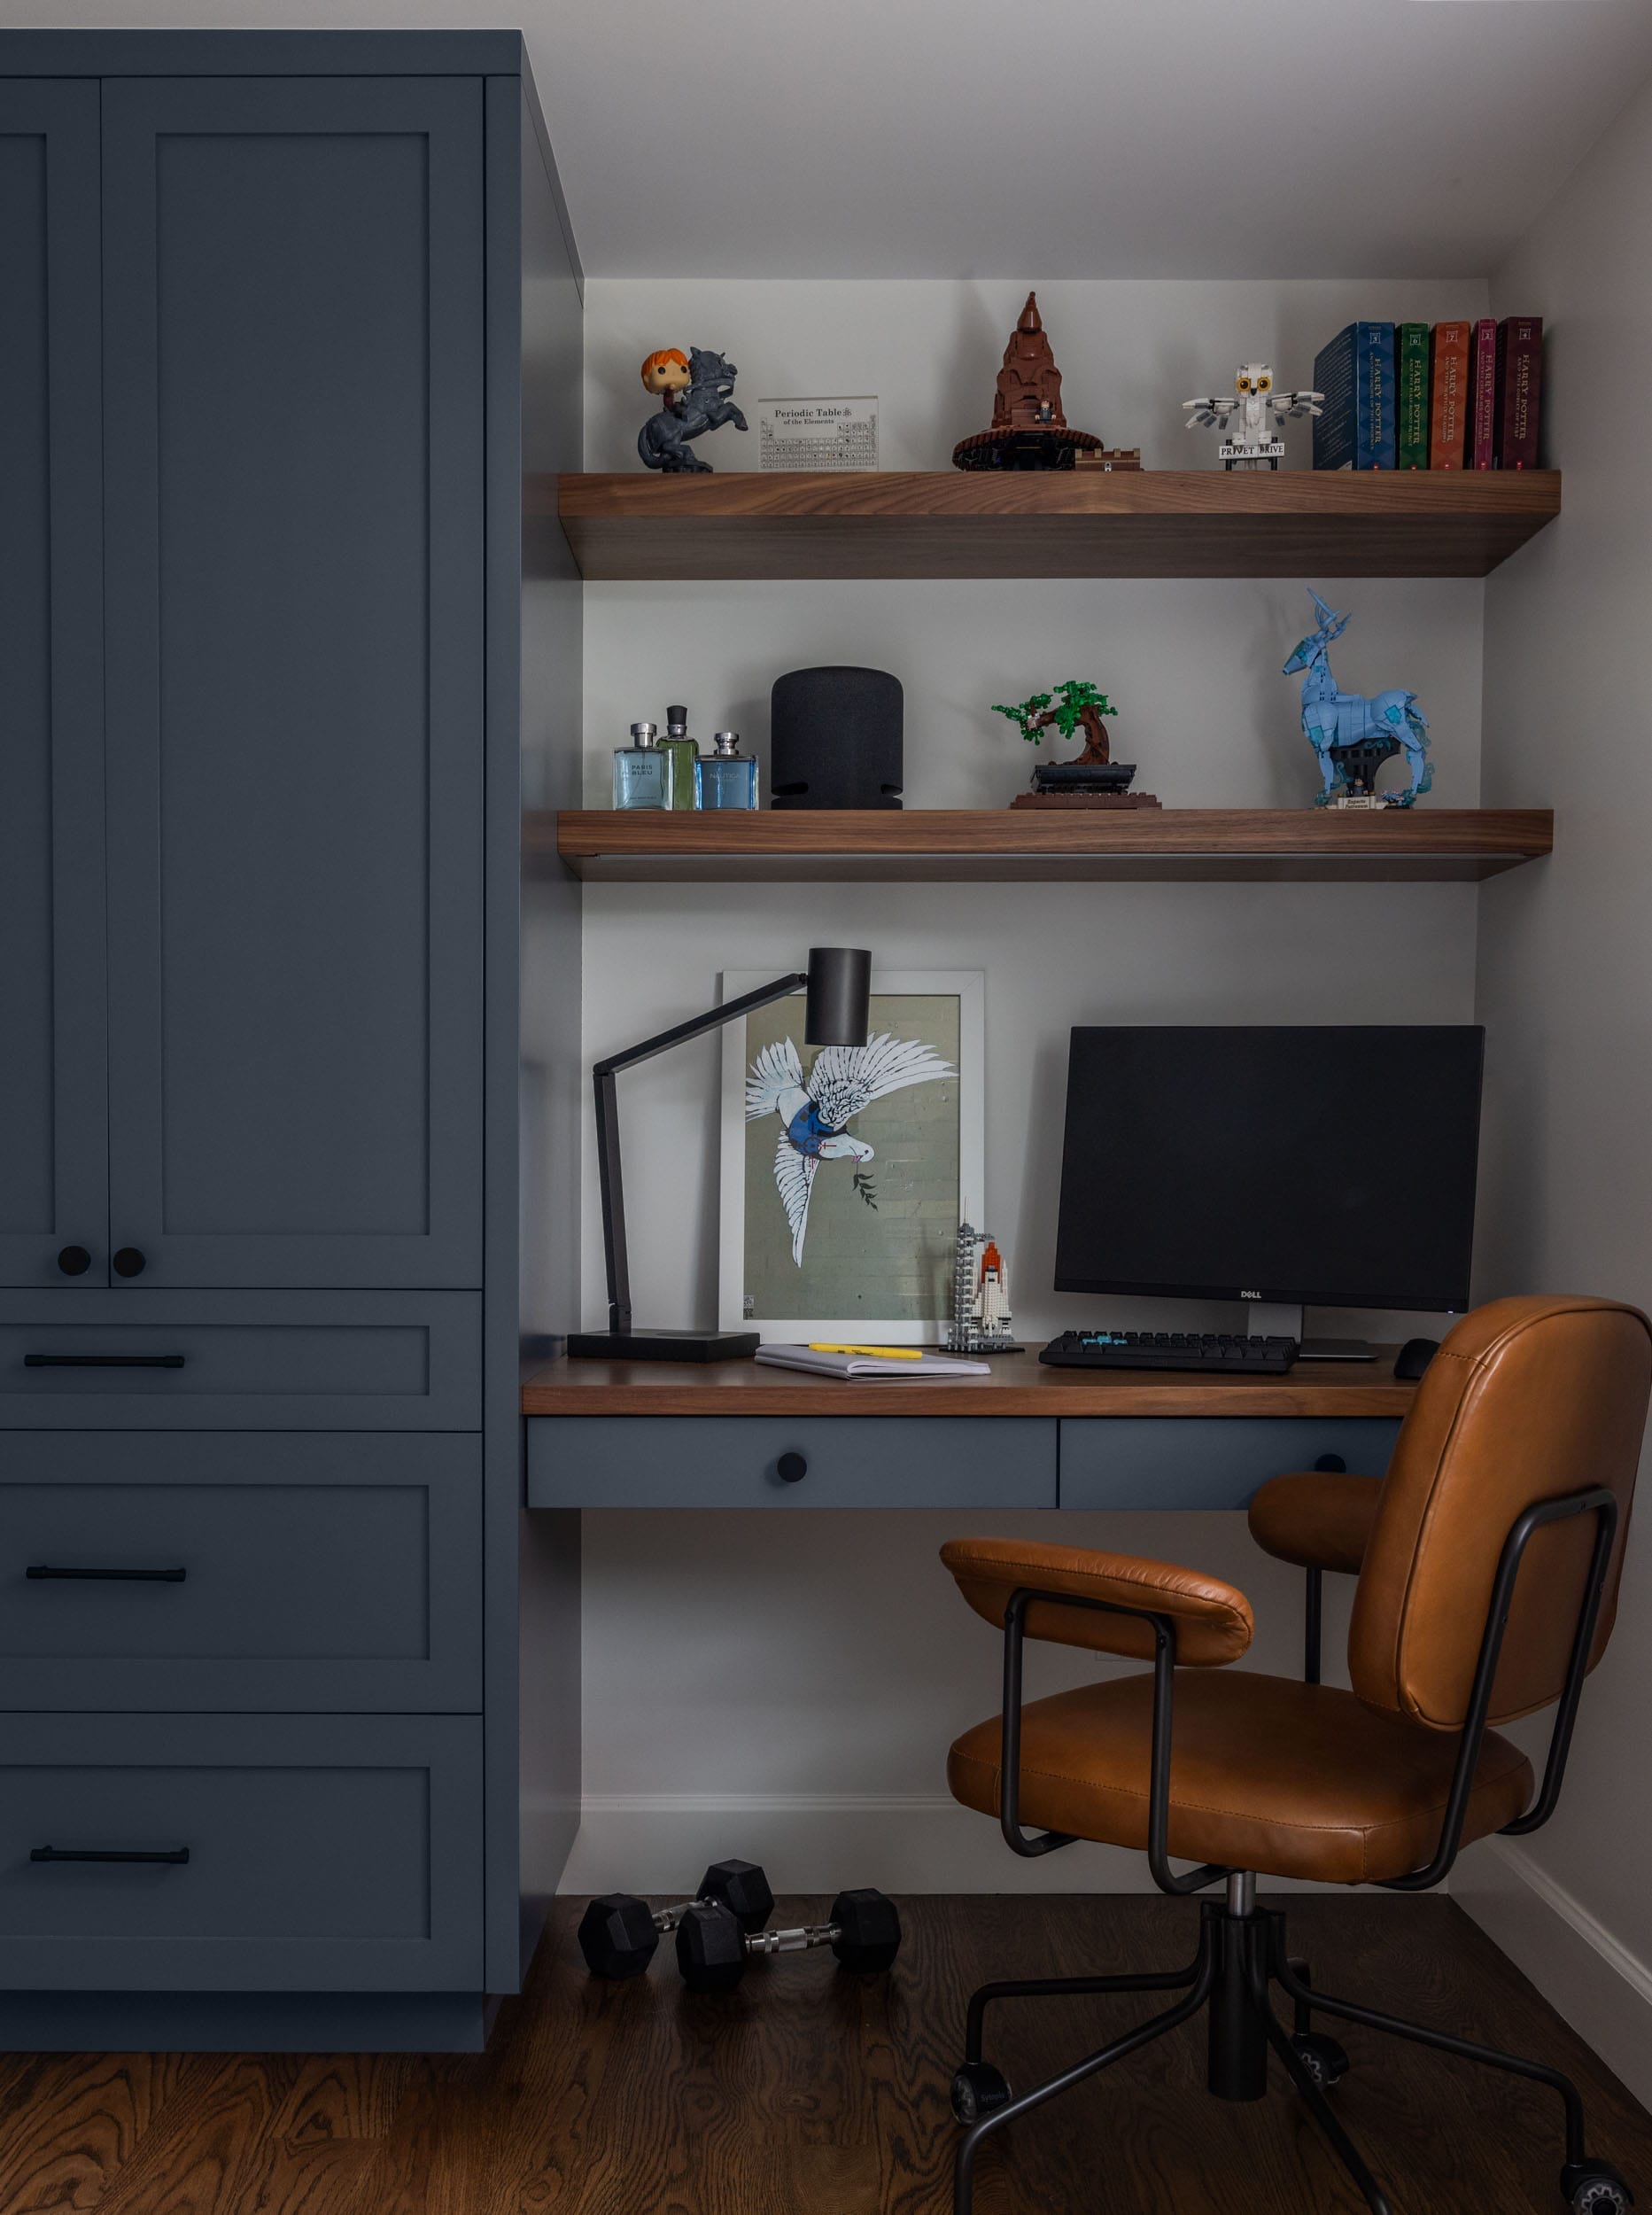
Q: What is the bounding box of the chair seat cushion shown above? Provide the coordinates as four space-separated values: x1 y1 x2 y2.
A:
1248 1472 1383 1576
947 1671 1532 1885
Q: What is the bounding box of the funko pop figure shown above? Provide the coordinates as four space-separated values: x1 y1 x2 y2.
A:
640 348 692 408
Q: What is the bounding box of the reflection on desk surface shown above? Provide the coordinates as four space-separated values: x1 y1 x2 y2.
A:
520 1348 1416 1419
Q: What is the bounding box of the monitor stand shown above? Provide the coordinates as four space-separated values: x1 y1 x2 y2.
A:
1238 1302 1377 1362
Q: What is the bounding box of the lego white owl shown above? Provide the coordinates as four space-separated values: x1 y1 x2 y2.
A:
1183 362 1323 470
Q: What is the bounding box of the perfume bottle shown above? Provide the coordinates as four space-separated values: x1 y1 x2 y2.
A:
660 705 701 812
696 730 759 812
613 720 671 810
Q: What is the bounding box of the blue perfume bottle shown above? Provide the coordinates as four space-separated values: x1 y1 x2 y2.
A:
613 720 671 810
695 730 759 811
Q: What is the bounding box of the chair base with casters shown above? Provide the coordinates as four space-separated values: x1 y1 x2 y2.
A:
950 1872 1631 2215
940 1295 1652 2215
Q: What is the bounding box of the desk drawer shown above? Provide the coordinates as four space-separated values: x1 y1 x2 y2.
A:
528 1416 1057 1509
0 1714 481 1991
0 1434 480 1712
0 1293 479 1428
1058 1418 1401 1511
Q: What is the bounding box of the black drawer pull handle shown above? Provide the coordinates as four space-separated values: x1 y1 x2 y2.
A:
30 1845 190 1866
27 1565 187 1583
112 1247 146 1278
1313 1453 1348 1473
777 1451 808 1484
56 1246 92 1276
24 1354 186 1370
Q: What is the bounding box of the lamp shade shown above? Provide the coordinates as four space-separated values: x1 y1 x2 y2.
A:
803 946 872 1046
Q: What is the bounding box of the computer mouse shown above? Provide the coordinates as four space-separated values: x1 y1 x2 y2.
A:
1394 1337 1441 1381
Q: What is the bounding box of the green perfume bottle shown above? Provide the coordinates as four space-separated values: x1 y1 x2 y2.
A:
661 705 700 811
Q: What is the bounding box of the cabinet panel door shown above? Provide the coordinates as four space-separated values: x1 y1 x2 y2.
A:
102 78 485 1288
0 1714 482 1991
0 82 108 1289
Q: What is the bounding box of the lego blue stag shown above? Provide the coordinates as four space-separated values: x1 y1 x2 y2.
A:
1284 590 1432 807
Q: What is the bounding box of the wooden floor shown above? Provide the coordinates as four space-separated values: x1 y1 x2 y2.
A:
2 1895 1648 2214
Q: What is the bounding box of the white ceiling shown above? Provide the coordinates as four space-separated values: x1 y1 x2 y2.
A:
15 0 1652 276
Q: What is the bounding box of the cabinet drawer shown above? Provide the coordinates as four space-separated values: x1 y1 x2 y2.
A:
0 1292 478 1428
0 1434 480 1712
528 1415 1057 1509
1058 1418 1401 1511
0 1714 481 1991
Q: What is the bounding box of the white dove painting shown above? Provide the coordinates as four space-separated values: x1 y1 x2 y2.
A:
719 971 986 1341
746 1030 956 1266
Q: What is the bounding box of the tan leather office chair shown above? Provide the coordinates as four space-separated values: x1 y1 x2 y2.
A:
1249 1459 1383 1682
941 1296 1650 2215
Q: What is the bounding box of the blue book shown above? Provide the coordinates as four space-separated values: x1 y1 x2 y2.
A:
1313 323 1397 470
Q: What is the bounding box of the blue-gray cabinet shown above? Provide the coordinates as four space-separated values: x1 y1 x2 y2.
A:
0 31 584 2053
100 75 485 1294
0 81 107 1291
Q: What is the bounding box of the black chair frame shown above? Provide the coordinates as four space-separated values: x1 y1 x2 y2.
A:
954 1484 1627 2215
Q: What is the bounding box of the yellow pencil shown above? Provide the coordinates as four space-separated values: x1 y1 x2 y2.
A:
807 1342 923 1360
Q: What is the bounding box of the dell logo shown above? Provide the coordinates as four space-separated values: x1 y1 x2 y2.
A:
1239 1289 1262 1300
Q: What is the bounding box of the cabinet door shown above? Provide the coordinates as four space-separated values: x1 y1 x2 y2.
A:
102 79 485 1289
0 82 108 1289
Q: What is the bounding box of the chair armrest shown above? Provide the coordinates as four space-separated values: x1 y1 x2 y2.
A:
1247 1473 1383 1577
940 1536 1253 1666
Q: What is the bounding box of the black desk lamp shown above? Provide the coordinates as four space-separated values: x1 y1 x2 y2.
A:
567 946 873 1362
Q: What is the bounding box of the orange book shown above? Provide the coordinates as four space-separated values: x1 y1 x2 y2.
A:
1430 322 1471 469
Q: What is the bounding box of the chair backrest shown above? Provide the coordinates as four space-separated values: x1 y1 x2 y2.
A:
1349 1295 1651 1731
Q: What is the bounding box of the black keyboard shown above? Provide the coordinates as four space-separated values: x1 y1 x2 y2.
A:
1041 1330 1299 1374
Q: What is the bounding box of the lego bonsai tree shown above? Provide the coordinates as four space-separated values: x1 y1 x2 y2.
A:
991 679 1119 766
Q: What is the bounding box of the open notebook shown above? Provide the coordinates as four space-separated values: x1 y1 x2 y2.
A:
754 1346 992 1380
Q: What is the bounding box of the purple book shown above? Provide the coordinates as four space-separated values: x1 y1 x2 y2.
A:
1494 317 1544 470
1469 319 1498 470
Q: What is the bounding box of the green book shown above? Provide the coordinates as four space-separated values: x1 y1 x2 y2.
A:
1397 323 1431 470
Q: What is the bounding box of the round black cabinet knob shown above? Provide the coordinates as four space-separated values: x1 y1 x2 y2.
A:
1313 1453 1347 1473
112 1247 147 1278
56 1246 92 1277
777 1452 808 1485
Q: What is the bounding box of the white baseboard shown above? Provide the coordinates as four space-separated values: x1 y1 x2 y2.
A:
555 1793 1338 1898
1454 1838 1652 2110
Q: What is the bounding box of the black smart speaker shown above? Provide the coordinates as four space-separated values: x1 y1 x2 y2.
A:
770 666 904 810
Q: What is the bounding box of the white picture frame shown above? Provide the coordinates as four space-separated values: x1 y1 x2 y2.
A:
718 968 985 1344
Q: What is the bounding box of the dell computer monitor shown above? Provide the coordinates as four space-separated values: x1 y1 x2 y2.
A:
1054 1027 1485 1313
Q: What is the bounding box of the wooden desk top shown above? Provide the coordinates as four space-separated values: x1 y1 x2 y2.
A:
520 1348 1416 1419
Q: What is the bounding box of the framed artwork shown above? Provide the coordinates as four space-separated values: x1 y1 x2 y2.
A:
718 969 984 1343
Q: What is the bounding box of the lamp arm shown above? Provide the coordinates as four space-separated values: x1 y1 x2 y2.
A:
593 972 810 1336
593 974 808 1080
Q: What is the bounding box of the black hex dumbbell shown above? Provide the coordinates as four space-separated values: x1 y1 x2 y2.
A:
578 1859 775 1980
674 1887 902 1995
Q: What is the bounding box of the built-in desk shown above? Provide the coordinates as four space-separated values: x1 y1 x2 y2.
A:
521 1352 1414 1512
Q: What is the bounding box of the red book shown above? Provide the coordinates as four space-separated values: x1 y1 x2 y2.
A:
1494 316 1543 469
1469 319 1497 469
1429 322 1471 469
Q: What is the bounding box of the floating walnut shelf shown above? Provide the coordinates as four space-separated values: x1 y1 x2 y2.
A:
543 470 1562 582
532 809 1555 886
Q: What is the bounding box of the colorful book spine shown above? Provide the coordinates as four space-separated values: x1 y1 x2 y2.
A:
1494 316 1544 469
1469 318 1498 469
1313 322 1396 470
1396 324 1431 470
1429 322 1471 469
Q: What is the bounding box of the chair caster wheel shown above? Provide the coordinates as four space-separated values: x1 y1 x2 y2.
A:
951 2062 1012 2126
1561 2157 1634 2213
1290 2032 1350 2090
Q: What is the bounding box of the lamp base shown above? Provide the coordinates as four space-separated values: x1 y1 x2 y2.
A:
565 1327 762 1364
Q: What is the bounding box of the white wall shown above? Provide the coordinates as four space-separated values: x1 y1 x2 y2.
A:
1450 74 1652 2108
555 274 1493 1898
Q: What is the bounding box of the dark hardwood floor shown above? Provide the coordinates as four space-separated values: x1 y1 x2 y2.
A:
1 1895 1648 2214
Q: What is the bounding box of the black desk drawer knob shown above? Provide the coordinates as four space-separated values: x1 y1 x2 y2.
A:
57 1246 92 1277
112 1247 146 1278
777 1452 808 1484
